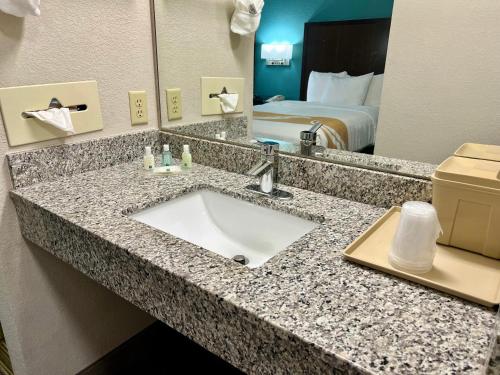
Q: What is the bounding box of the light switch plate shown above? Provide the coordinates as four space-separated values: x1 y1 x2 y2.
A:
166 88 182 120
0 81 103 146
201 77 245 116
128 91 148 126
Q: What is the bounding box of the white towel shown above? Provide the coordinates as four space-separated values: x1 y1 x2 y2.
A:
25 108 75 134
0 0 40 17
219 94 239 113
230 0 264 36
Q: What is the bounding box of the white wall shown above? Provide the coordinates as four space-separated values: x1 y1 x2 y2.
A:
155 0 254 127
0 1 158 374
375 0 500 164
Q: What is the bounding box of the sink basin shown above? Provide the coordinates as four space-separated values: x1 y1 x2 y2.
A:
129 189 319 268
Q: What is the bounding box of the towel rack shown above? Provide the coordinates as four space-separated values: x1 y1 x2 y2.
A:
22 97 87 119
209 86 232 98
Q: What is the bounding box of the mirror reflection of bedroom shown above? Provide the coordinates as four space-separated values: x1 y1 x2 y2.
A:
252 0 393 157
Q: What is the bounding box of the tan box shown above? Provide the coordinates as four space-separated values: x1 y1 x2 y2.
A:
432 156 500 259
454 143 500 162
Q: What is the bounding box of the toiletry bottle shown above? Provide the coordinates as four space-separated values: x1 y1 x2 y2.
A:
181 145 192 170
144 146 155 171
162 144 172 166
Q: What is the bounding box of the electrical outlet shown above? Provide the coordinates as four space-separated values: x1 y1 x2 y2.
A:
128 91 148 125
166 88 182 120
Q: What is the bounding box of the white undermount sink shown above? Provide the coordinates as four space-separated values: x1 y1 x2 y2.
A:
130 189 319 268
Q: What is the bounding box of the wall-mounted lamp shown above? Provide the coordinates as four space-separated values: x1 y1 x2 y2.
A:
261 44 293 66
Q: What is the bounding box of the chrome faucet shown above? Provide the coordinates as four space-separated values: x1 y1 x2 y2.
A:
300 121 323 156
246 141 292 199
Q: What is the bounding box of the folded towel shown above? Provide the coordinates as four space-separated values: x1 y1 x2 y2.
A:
231 0 264 36
0 0 40 17
25 108 75 134
219 94 239 113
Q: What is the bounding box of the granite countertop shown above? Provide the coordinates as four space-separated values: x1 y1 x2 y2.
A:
10 160 498 374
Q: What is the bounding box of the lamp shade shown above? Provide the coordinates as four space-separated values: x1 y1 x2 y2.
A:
261 44 293 60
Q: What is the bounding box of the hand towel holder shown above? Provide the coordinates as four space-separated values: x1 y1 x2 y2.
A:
22 97 87 119
209 86 235 98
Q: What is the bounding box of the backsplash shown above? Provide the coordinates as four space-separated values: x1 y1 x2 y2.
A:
167 116 248 140
7 130 160 189
278 154 433 208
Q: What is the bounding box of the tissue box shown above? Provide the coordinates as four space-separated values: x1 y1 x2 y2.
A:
432 156 500 259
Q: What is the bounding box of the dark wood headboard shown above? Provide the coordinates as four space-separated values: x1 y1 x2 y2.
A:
300 18 392 101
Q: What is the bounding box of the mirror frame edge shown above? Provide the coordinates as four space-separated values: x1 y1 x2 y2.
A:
150 0 163 129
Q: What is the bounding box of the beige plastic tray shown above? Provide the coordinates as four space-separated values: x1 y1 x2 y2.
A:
343 207 500 307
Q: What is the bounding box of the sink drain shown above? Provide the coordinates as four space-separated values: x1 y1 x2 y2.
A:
232 255 249 265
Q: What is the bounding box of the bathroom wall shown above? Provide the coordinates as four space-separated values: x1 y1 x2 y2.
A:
154 0 254 128
0 1 157 374
254 0 394 100
375 0 500 164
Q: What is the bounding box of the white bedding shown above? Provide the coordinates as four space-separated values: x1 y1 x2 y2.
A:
252 101 379 152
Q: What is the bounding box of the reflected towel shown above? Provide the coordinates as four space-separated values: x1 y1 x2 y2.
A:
219 94 239 113
231 0 264 35
0 0 40 17
25 108 75 134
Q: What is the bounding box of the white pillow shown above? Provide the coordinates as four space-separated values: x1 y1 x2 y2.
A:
320 73 374 106
364 74 384 106
307 71 348 102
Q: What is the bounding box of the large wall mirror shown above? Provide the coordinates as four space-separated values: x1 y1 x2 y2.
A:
153 0 500 180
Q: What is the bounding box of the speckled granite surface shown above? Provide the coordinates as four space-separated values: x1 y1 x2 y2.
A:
488 315 500 375
315 148 437 178
166 116 247 140
161 131 433 208
10 159 498 375
7 129 160 189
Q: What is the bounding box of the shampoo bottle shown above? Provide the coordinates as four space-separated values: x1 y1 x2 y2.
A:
181 145 192 170
143 146 155 171
162 144 172 166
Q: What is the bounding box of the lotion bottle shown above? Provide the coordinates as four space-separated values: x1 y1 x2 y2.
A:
143 146 155 171
181 144 192 170
161 144 172 166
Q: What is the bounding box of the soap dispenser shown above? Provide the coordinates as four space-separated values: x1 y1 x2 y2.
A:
181 144 192 170
162 144 172 166
144 146 155 171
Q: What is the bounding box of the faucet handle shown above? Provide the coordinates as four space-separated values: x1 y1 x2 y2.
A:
308 121 323 133
258 140 279 156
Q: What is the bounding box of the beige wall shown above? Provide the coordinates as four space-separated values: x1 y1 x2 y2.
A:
375 0 500 164
0 1 157 374
154 0 254 127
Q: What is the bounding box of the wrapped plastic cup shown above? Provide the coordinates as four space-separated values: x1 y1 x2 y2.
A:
389 202 442 274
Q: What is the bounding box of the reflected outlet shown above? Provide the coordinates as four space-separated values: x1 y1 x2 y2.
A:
129 91 148 126
166 88 182 120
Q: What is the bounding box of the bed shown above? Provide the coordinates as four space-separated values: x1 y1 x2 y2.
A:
253 101 379 152
252 18 391 153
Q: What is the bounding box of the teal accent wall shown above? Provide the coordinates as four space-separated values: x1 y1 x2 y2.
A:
254 0 394 100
